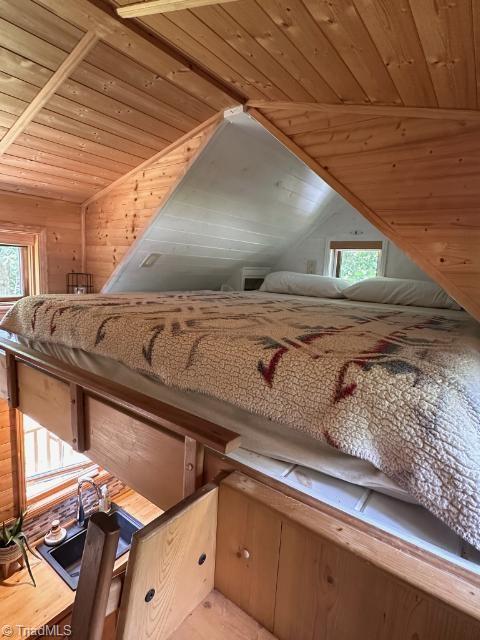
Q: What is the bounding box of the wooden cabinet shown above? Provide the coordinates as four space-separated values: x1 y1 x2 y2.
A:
215 480 281 629
117 484 218 639
115 472 480 640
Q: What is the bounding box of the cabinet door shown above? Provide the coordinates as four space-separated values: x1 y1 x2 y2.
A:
116 484 218 640
216 473 480 640
215 479 281 630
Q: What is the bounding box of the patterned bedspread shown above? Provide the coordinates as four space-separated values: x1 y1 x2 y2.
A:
2 292 480 548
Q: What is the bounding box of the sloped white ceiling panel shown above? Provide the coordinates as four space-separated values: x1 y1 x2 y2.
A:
106 112 338 292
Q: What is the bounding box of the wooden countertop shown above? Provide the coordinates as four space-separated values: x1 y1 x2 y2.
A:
0 490 162 639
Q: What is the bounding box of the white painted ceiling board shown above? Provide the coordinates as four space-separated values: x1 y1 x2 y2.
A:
106 112 336 293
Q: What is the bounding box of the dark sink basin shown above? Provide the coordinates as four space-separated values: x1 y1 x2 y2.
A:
37 504 141 590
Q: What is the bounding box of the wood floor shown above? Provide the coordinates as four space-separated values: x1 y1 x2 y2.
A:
168 590 276 640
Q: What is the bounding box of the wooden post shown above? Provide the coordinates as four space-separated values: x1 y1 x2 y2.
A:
70 383 86 452
70 512 120 640
5 352 18 408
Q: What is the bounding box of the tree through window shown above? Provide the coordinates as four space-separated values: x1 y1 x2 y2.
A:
0 245 24 298
330 241 383 283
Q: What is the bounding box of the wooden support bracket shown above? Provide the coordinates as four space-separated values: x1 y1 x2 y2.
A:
70 383 86 453
183 436 204 497
5 352 18 409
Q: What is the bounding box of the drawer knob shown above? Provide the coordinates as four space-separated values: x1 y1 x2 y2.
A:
240 548 250 560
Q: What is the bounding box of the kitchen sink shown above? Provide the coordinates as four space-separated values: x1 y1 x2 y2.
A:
37 504 142 590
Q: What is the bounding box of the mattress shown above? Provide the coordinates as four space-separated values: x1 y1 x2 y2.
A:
10 295 471 505
4 290 480 551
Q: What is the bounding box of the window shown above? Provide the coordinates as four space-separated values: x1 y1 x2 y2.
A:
22 414 96 504
329 241 383 283
0 244 28 300
0 226 46 317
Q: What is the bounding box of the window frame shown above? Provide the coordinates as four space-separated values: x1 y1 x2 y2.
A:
0 243 31 302
16 411 106 517
325 239 387 281
0 224 47 316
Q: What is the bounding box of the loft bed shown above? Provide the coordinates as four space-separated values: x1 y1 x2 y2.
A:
0 287 479 631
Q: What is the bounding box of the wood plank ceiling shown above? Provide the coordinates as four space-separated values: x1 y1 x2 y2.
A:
0 0 236 203
110 0 478 110
1 0 477 203
106 0 480 319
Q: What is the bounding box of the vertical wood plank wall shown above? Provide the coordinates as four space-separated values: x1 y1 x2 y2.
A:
0 191 82 293
216 478 480 640
84 120 220 292
0 399 18 523
255 108 480 320
0 192 81 520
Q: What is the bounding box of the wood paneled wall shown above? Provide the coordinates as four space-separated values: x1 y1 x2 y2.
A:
85 118 221 292
0 192 81 521
0 191 82 293
253 108 480 321
0 400 18 523
216 474 480 640
105 113 340 294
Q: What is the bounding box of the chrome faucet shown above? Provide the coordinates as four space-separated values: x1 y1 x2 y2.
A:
76 476 102 527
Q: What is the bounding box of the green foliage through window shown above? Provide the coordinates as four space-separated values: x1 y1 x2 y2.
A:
337 249 380 283
0 245 23 297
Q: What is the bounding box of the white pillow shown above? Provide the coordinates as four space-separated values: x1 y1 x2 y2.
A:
343 277 461 310
259 271 349 298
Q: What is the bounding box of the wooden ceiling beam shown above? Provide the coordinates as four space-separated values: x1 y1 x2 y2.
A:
34 0 244 108
117 0 239 18
248 101 480 122
0 31 99 156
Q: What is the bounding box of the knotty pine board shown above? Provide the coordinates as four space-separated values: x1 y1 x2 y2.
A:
113 0 478 110
0 399 17 523
217 474 480 640
85 119 219 292
256 107 480 321
0 191 82 293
